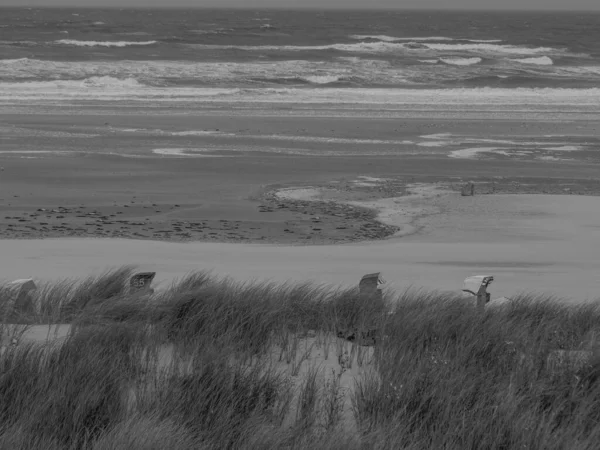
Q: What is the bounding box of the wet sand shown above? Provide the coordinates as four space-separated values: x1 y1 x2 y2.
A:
1 111 600 300
1 113 600 245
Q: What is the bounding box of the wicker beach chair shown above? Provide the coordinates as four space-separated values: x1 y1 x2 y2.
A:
129 272 156 294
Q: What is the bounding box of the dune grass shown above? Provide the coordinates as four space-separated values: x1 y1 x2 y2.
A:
0 268 600 449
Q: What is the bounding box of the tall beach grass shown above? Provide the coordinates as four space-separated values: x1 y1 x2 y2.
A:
0 268 599 449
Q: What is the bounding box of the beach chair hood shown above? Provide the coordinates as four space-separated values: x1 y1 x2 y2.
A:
462 275 494 296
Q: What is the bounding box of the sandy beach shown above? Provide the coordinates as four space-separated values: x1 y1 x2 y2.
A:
1 109 600 301
2 113 600 243
2 190 600 301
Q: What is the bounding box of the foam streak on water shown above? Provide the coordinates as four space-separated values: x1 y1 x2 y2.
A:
0 9 599 102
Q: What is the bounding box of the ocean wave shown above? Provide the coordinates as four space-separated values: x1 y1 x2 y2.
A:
350 35 454 42
425 43 559 55
350 35 502 43
0 76 146 90
188 41 564 57
189 42 408 54
0 58 30 64
558 66 600 75
541 145 582 151
189 28 234 35
171 130 235 136
511 56 554 65
0 58 409 87
439 57 483 66
117 32 153 36
54 39 157 47
448 147 510 159
259 134 415 145
0 40 37 47
2 56 599 91
300 75 344 84
2 85 600 107
152 148 233 157
81 76 145 88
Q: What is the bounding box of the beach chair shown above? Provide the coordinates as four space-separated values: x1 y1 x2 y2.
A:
129 272 156 294
335 272 387 346
462 275 493 310
461 182 475 197
2 278 37 320
359 272 385 300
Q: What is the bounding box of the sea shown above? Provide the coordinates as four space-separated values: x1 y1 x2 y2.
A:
1 8 600 111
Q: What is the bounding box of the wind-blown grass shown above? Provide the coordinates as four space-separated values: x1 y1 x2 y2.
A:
0 269 599 449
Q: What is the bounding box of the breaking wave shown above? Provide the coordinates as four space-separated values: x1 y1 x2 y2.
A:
54 39 158 47
439 57 483 66
511 56 554 65
2 84 600 108
424 43 558 55
350 35 502 43
300 75 344 84
0 58 30 64
0 76 146 90
189 41 564 57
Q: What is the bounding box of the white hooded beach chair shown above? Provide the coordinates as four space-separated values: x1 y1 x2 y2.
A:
3 278 37 318
359 272 385 299
462 275 494 309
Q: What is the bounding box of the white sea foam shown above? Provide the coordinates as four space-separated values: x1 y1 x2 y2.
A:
541 145 582 151
349 35 502 43
114 128 235 137
54 39 157 47
171 130 235 136
350 35 454 42
152 148 232 157
0 58 403 87
424 43 558 55
421 133 453 139
112 129 416 145
416 141 452 147
448 147 508 159
118 32 153 36
464 138 518 145
261 134 415 145
538 155 569 161
301 75 343 84
191 41 414 54
0 150 73 155
419 59 439 64
2 84 600 108
511 56 554 65
0 58 29 64
81 76 145 88
440 57 482 66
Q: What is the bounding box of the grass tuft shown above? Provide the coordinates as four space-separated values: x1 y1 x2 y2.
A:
1 270 600 449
